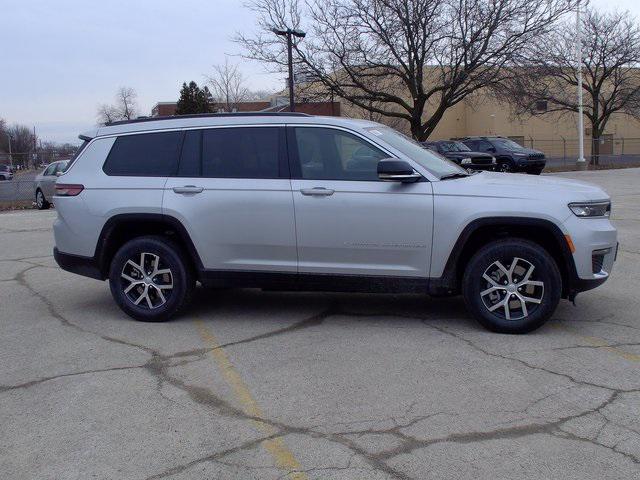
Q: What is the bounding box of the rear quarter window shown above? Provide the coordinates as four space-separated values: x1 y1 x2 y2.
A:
103 131 183 176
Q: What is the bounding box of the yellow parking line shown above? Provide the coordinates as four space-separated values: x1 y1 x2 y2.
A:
194 320 308 480
554 324 640 362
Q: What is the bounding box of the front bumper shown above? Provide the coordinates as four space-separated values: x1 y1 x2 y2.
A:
563 214 617 292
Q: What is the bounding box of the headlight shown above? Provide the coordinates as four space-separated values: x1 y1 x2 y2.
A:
460 157 472 165
568 201 611 217
491 156 496 164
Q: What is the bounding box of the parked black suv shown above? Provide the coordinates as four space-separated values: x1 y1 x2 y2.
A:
422 140 496 171
461 137 545 174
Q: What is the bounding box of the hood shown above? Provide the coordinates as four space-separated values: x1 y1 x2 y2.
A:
509 147 543 156
446 151 493 159
434 171 610 203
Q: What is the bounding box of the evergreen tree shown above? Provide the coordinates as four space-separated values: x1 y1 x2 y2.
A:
175 81 212 115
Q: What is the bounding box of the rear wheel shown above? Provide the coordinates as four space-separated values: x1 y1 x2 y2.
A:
35 189 50 210
462 238 561 334
109 236 194 322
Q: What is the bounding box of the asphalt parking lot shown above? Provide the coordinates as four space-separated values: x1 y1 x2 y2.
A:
1 169 639 480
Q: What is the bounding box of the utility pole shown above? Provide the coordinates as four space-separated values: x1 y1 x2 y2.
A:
576 0 586 167
6 134 13 168
272 27 306 112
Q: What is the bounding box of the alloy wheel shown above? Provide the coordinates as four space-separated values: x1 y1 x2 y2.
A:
36 191 44 208
480 257 544 320
499 162 512 172
121 252 174 309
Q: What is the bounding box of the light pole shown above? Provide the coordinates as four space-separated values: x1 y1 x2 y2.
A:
272 27 306 112
576 0 586 167
6 133 13 168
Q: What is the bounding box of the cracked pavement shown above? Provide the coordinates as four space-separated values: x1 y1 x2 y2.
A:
1 168 639 479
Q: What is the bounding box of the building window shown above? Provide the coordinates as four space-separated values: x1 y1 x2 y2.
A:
534 100 548 112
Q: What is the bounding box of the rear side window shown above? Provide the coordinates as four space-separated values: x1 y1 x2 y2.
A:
201 127 282 178
103 131 183 176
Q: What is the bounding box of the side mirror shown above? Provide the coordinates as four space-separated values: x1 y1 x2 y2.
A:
377 158 421 183
56 171 63 177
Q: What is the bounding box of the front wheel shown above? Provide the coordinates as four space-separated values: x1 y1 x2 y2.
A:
462 238 561 334
109 236 194 322
35 189 50 210
497 160 514 173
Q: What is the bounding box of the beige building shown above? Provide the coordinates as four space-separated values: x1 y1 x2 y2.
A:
336 87 640 159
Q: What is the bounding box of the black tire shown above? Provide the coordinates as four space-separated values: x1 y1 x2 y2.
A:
109 236 195 322
462 238 561 334
35 189 50 210
530 167 544 175
497 159 514 173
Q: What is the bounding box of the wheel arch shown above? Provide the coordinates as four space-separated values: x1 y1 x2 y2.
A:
429 217 578 299
95 213 203 279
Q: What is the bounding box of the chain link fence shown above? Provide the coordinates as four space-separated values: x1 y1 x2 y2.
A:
2 139 640 209
0 180 37 210
511 137 640 171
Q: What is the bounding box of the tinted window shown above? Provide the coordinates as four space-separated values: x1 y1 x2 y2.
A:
177 130 201 177
477 140 494 152
44 164 57 176
103 131 183 176
202 127 281 178
294 127 387 181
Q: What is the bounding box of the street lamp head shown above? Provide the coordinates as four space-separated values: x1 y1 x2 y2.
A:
291 29 306 38
271 27 288 36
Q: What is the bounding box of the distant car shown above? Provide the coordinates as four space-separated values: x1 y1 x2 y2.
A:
461 136 546 174
422 140 496 171
0 164 13 181
34 160 68 209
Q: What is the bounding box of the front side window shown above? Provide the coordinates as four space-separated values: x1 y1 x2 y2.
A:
201 127 281 179
294 127 387 181
103 131 183 176
43 164 57 176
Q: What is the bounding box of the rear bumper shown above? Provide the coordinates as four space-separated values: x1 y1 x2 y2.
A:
53 247 104 280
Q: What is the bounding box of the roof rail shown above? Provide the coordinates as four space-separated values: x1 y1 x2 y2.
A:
105 111 311 127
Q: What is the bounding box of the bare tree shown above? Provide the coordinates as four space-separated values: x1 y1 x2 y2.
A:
96 87 139 124
96 104 119 124
115 87 139 120
238 0 576 140
206 59 252 111
501 8 640 163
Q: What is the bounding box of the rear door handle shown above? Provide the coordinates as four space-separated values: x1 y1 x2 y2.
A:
300 187 335 196
172 185 203 194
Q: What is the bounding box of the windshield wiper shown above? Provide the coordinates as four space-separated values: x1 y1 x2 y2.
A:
440 172 470 180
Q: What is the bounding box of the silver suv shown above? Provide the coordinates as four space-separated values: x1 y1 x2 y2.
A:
53 113 617 333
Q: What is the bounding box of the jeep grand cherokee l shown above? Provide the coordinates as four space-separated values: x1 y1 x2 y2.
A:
52 113 617 334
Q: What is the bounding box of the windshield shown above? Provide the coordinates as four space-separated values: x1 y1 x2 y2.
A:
440 141 471 153
492 138 526 151
365 127 467 178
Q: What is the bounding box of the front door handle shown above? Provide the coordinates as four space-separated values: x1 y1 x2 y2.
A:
172 185 203 194
300 187 335 197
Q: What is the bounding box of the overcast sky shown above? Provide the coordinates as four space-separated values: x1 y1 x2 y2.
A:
1 0 638 144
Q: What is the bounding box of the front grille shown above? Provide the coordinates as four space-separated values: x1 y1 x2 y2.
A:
528 153 545 160
471 156 493 164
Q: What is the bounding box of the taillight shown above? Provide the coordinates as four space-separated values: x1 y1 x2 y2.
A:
55 184 84 196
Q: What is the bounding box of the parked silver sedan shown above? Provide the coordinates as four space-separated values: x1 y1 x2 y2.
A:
34 160 68 209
